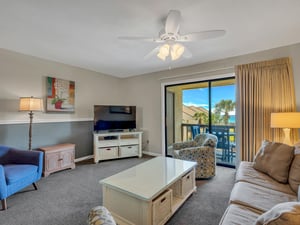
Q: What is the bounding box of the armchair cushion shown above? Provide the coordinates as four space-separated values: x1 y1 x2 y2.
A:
4 164 38 184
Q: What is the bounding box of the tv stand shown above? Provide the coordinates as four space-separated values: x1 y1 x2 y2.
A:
93 131 143 163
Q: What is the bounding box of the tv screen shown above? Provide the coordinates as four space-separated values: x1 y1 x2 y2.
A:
94 105 136 132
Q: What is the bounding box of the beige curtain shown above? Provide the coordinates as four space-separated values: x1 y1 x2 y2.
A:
235 57 298 162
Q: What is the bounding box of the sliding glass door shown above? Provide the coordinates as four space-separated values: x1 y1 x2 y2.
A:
165 77 236 167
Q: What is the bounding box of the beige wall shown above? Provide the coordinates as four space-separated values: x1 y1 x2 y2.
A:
123 43 300 155
1 42 300 156
0 48 121 124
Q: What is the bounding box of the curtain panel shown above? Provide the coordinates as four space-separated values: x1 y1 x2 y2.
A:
235 57 297 162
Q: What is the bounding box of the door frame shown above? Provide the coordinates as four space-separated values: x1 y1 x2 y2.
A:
161 73 234 157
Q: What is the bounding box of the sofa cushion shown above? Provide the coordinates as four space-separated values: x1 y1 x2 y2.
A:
255 202 300 225
236 161 295 195
4 164 38 184
253 140 295 183
229 181 297 213
219 203 261 225
288 147 300 193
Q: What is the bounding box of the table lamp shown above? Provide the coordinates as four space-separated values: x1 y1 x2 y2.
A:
270 112 300 145
19 96 43 150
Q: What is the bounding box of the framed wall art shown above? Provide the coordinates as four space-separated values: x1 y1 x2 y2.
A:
46 76 75 113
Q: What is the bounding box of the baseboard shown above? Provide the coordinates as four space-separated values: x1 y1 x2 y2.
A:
75 155 94 163
142 151 162 157
75 152 161 162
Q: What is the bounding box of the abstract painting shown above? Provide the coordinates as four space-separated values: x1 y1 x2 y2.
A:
46 76 75 112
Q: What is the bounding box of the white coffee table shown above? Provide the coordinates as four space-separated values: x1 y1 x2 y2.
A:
100 156 197 225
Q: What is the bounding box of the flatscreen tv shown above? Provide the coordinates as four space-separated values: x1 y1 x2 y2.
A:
94 105 136 132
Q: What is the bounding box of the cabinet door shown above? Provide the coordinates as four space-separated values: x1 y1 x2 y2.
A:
45 152 60 172
60 149 74 168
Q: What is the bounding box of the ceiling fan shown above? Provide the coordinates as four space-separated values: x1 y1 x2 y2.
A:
118 10 226 61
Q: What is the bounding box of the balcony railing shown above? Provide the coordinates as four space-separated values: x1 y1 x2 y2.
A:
181 123 236 167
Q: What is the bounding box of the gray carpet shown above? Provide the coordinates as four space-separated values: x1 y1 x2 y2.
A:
0 157 235 225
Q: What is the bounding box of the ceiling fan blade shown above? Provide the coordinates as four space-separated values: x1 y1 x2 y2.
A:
144 46 161 60
179 30 226 42
165 10 181 35
183 46 192 58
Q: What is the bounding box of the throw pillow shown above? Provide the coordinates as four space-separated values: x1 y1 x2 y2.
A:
253 140 295 183
288 146 300 193
255 202 300 225
88 206 116 225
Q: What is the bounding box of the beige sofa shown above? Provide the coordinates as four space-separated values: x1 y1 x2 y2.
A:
219 141 300 225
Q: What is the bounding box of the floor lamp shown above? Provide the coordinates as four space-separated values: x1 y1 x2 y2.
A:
19 97 43 150
270 112 300 146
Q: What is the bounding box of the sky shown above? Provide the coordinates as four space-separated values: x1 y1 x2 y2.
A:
183 84 235 113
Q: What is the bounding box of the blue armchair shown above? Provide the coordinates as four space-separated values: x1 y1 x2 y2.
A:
0 145 43 210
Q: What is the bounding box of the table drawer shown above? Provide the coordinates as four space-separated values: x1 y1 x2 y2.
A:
181 170 194 196
152 189 172 225
171 169 195 198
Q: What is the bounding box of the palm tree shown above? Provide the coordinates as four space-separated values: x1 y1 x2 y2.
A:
193 112 208 125
214 100 235 125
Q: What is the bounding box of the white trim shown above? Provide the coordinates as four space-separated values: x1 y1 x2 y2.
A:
75 155 94 163
142 151 162 157
158 67 234 81
161 72 234 86
0 118 93 125
161 72 235 154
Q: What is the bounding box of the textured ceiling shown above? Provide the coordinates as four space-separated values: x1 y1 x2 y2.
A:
1 0 300 78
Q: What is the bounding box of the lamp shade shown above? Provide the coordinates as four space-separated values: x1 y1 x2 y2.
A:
19 97 43 111
271 112 300 128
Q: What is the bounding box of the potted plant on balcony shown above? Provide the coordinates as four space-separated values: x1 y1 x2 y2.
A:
51 95 66 109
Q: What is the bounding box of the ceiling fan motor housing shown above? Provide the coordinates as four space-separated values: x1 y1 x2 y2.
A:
159 29 178 42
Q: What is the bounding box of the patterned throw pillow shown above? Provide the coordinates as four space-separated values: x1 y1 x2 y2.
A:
88 206 116 225
255 202 300 225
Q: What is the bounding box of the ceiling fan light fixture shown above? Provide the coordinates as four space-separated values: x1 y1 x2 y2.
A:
171 43 185 61
157 44 170 61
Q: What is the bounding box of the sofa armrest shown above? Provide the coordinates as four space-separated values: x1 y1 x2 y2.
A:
7 149 43 167
0 165 7 199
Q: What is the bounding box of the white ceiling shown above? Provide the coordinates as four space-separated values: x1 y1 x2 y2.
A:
1 1 300 78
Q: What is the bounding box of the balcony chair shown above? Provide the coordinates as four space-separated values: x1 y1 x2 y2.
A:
0 145 43 210
172 133 218 179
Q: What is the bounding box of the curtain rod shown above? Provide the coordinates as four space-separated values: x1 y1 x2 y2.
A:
158 66 234 80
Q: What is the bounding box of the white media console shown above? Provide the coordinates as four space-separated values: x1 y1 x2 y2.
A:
93 131 143 163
